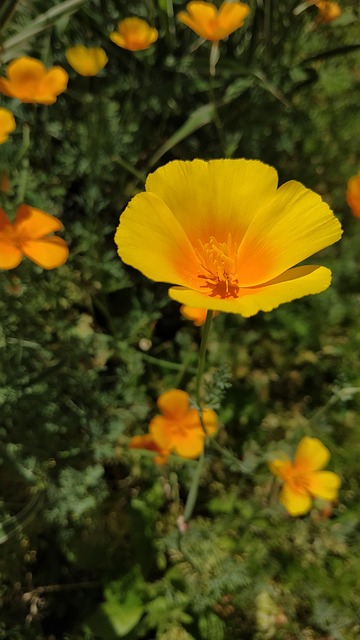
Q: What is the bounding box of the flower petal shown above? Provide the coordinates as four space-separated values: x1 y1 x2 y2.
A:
21 236 68 269
0 107 16 144
115 191 198 286
169 265 332 317
40 67 68 102
178 2 218 40
279 483 312 516
7 57 46 83
268 458 291 479
65 46 108 76
145 159 279 248
217 2 250 35
0 241 22 269
157 389 190 420
236 180 342 286
173 427 205 458
294 436 330 472
14 205 64 239
308 471 341 501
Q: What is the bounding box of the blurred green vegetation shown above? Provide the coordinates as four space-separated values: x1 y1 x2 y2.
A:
1 0 360 638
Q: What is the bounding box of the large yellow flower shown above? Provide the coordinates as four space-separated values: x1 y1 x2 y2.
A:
110 17 158 51
269 437 341 516
0 57 68 105
0 204 69 270
115 159 342 317
178 1 250 42
0 107 16 143
65 45 108 76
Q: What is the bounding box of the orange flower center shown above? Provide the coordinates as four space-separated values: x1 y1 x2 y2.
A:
196 233 240 298
284 465 311 495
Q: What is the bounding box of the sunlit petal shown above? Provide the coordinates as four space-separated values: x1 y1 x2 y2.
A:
21 237 69 269
279 483 312 516
294 436 330 472
308 471 341 500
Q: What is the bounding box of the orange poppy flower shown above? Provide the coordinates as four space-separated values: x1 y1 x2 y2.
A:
315 1 341 23
180 305 217 326
65 45 108 76
0 107 16 143
0 204 69 270
269 437 341 516
346 172 360 218
115 159 342 318
178 1 250 42
149 389 218 459
110 17 158 51
129 434 169 464
0 57 68 105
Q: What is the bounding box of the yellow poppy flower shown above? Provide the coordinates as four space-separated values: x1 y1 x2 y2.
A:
110 17 158 51
178 1 249 42
0 204 69 270
115 159 342 318
0 57 68 105
149 389 218 459
129 433 169 464
269 437 341 516
346 172 360 218
0 107 16 143
65 45 108 76
316 1 341 23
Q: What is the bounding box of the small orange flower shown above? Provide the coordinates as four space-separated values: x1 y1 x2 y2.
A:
346 172 360 218
110 17 158 51
0 204 69 270
149 389 218 459
0 107 16 143
0 57 68 104
180 305 217 326
65 45 108 76
315 1 341 23
129 434 169 464
178 1 250 42
269 437 341 516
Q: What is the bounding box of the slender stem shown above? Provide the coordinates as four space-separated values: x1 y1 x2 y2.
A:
16 123 31 205
182 310 213 524
195 309 213 408
183 451 206 523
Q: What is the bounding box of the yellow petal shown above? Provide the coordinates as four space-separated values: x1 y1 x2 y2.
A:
268 458 291 479
65 46 108 76
7 56 46 83
0 107 16 143
21 237 69 269
279 483 312 516
14 205 63 239
169 265 332 317
110 18 158 51
0 241 22 269
217 2 250 35
115 191 198 286
41 67 68 101
308 471 341 501
201 407 218 436
145 159 279 248
157 389 190 420
173 427 205 458
236 180 342 286
294 436 330 472
178 2 218 40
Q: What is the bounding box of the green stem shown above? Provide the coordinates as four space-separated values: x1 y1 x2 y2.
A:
195 309 213 409
16 123 31 205
183 451 206 523
182 310 213 524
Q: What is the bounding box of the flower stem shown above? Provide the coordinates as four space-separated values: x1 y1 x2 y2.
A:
182 310 213 524
183 451 206 523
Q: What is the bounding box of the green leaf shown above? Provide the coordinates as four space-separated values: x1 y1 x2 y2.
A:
148 103 215 167
101 599 144 637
